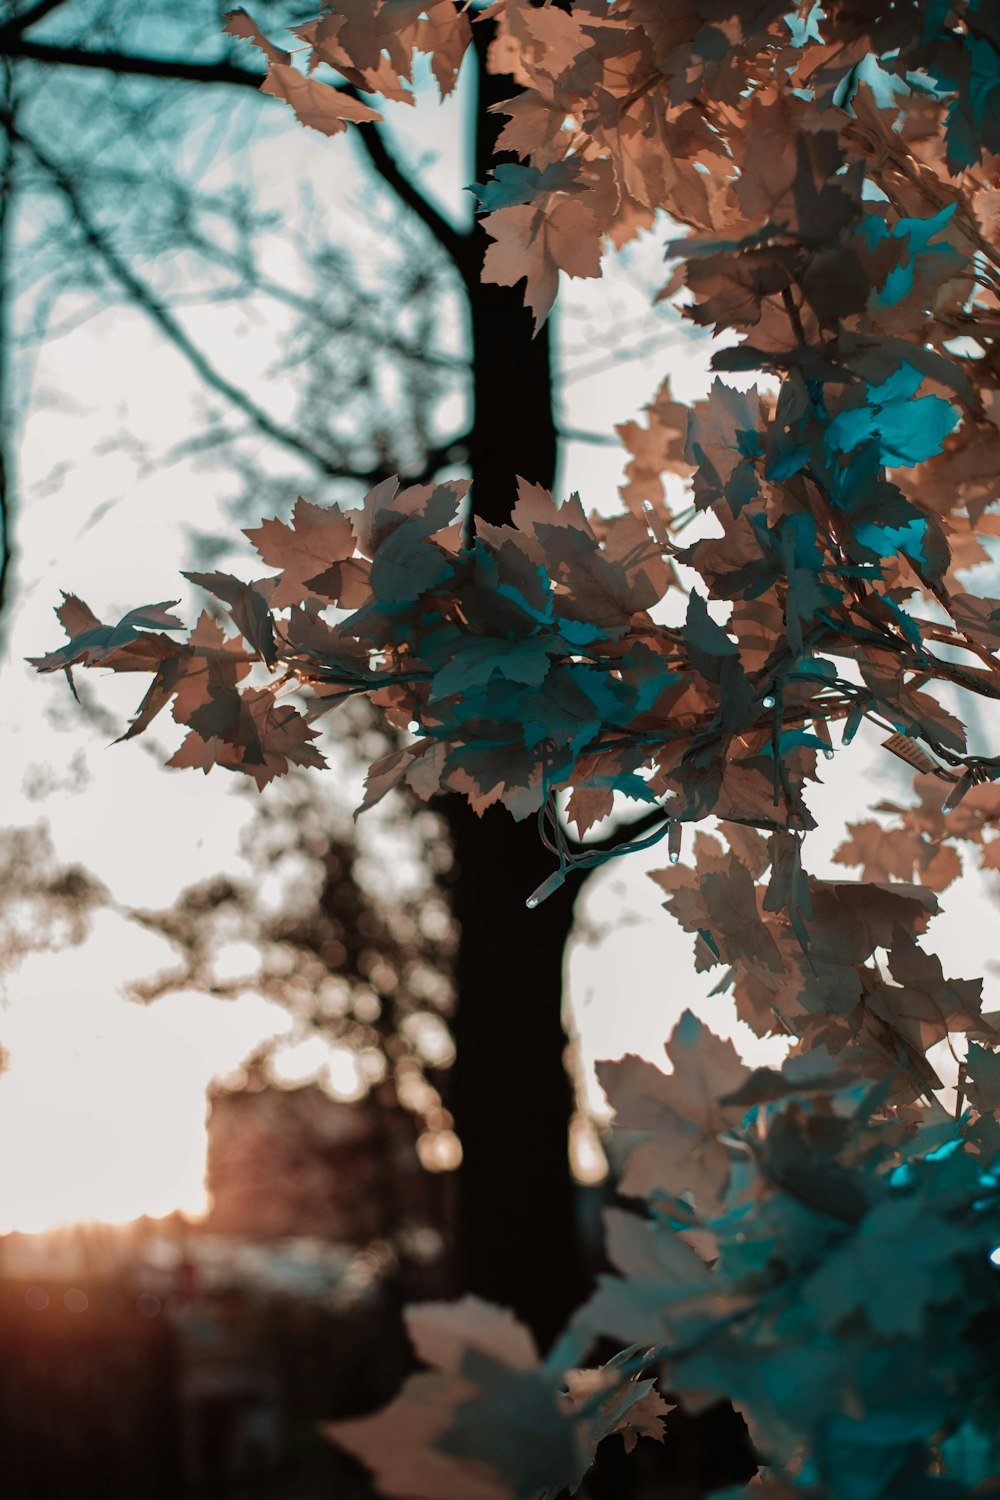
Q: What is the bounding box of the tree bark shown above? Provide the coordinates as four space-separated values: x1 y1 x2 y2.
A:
434 19 587 1350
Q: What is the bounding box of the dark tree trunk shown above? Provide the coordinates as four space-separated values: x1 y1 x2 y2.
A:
434 20 587 1351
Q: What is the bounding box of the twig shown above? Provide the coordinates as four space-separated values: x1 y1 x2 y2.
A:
4 107 465 487
0 38 475 279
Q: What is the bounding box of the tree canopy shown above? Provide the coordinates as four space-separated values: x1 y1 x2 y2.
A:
30 2 1000 1496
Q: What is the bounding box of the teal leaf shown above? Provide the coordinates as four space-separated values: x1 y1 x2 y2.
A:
428 633 559 701
468 160 584 212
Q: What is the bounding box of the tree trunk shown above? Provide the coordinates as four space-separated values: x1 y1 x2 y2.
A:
434 20 587 1351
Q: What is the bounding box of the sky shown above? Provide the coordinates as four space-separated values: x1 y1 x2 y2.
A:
0 39 997 1234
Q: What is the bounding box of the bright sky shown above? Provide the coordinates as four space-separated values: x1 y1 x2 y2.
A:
1 45 997 1234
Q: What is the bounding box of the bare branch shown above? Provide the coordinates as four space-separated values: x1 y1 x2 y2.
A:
0 38 476 278
180 225 469 373
0 37 268 87
4 106 466 488
339 86 476 286
556 426 622 446
0 61 15 629
0 1 73 41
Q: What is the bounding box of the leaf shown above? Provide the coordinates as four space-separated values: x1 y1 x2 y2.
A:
183 571 277 666
803 1195 971 1338
369 521 455 605
243 496 358 608
597 1011 749 1209
617 375 692 513
469 160 585 213
823 362 960 470
437 1350 587 1498
964 1042 1000 1116
414 1 472 97
167 731 234 777
222 8 290 64
563 1363 672 1459
27 599 185 674
325 1372 513 1500
406 1298 538 1375
428 634 558 702
700 857 785 973
261 62 383 137
54 592 102 638
685 380 762 516
481 198 602 332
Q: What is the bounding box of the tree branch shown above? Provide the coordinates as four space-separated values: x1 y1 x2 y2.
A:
179 225 469 373
556 425 622 446
3 107 466 489
0 38 475 278
341 88 476 286
0 1 72 42
0 62 15 630
0 37 269 87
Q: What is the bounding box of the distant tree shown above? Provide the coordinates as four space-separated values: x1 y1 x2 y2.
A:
129 756 462 1192
0 733 461 1256
0 820 105 989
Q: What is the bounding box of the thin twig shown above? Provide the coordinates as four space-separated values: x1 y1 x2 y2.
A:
4 107 465 487
0 38 475 278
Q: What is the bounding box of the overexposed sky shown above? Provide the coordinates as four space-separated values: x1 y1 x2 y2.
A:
1 45 997 1233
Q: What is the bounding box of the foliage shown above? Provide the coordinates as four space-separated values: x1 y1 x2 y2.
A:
29 1 1000 1496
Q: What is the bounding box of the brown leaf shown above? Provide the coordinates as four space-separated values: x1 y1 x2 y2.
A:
222 8 291 65
244 497 358 608
481 198 602 331
261 63 383 136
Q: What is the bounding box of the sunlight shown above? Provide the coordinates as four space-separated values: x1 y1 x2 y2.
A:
0 987 209 1233
0 955 295 1235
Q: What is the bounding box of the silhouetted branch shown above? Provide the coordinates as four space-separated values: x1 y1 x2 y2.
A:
3 106 466 487
556 425 622 446
0 1 72 41
0 62 14 630
0 37 475 278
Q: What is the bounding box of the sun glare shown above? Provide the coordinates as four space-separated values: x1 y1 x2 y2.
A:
0 958 294 1236
0 989 210 1234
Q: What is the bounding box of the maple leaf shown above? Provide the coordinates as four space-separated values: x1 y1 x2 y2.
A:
326 1296 595 1500
167 731 237 778
470 160 586 213
260 63 383 136
964 1042 1000 1117
54 593 102 638
243 496 358 608
563 1359 672 1458
686 380 763 516
222 8 291 64
27 598 185 675
325 1372 513 1500
803 1195 972 1339
183 571 277 666
481 198 603 332
415 2 473 98
616 375 692 513
598 1011 749 1210
834 820 962 892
